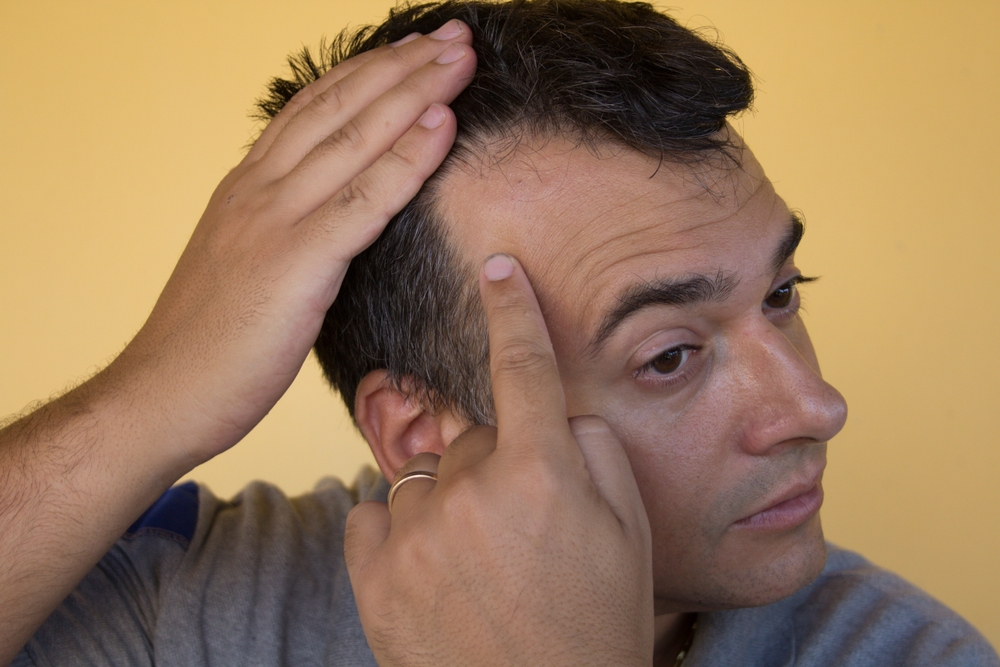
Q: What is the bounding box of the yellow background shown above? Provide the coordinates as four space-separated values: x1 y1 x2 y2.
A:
2 0 997 648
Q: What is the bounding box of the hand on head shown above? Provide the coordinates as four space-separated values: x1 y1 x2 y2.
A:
345 253 655 667
120 21 477 468
0 23 476 666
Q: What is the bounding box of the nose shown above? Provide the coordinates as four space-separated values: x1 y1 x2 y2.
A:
729 320 848 456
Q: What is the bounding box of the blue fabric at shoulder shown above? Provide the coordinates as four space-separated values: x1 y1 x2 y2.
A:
124 481 199 549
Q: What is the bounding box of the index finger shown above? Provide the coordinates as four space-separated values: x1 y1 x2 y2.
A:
478 253 576 455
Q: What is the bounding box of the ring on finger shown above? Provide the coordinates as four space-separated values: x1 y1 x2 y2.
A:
387 470 439 513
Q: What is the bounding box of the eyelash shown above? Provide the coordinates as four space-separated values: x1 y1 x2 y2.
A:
634 275 817 386
764 275 817 319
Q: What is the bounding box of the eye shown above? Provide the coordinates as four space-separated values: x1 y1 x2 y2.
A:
764 275 817 311
765 282 796 309
646 346 695 375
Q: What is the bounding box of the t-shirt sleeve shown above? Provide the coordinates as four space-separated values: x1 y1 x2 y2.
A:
16 481 201 667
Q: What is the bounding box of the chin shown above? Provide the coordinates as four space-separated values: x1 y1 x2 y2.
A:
654 515 828 613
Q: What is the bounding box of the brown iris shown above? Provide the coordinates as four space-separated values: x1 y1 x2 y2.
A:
765 282 795 309
651 348 687 374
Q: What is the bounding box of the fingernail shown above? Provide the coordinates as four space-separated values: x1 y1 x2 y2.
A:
389 32 421 48
484 254 515 281
429 19 463 40
435 43 466 64
417 104 446 129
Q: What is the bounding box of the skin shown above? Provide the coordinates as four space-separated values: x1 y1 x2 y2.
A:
348 255 656 667
1 19 666 667
436 136 849 610
0 22 477 666
353 133 847 665
0 17 844 667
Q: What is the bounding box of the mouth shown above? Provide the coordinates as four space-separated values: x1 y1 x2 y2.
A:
732 469 825 532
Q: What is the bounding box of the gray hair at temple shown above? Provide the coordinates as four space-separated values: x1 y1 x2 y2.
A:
254 0 754 425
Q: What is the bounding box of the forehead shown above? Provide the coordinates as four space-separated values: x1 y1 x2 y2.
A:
435 136 788 343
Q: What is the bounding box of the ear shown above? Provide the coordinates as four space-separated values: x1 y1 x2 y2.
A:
354 370 467 481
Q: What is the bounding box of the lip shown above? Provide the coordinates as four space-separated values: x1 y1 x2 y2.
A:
732 469 825 532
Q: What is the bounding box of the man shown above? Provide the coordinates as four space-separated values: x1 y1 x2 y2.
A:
1 1 996 666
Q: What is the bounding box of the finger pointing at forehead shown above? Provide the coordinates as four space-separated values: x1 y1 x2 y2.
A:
479 253 576 456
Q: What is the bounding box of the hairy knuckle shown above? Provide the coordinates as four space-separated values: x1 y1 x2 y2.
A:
328 119 365 154
338 178 373 209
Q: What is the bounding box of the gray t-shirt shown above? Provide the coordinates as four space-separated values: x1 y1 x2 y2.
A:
15 470 999 666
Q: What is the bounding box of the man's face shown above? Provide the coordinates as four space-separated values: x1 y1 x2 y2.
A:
436 134 848 611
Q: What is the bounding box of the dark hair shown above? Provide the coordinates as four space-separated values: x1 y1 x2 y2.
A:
255 0 754 425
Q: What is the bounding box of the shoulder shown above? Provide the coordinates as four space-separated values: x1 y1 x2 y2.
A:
689 544 998 667
128 466 389 556
20 469 388 667
788 545 998 665
151 469 386 664
181 467 388 563
123 480 201 549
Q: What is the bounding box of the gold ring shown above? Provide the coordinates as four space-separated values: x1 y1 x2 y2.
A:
387 470 439 513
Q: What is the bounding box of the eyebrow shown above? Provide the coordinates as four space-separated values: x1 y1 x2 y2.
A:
772 213 805 273
588 214 805 351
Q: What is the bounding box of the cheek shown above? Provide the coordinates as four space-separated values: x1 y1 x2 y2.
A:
583 381 744 543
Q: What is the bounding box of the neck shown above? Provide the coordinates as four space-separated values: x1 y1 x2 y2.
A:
652 611 695 667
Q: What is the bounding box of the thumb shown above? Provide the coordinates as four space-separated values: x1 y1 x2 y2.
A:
344 501 391 580
568 415 650 539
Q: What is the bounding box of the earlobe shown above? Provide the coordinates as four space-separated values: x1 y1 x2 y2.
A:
355 371 452 481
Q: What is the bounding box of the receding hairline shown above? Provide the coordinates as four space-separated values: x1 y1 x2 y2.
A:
431 121 748 186
419 127 756 310
291 0 758 424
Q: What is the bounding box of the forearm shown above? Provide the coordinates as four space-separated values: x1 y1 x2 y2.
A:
0 361 192 666
0 23 474 665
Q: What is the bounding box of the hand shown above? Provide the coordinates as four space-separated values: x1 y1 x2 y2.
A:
0 23 476 665
113 21 477 471
345 254 655 667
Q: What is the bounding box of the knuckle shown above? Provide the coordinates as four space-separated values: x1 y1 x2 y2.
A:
396 529 441 569
393 74 425 100
568 414 611 438
337 177 374 209
443 425 496 461
440 472 481 517
343 505 367 543
385 143 420 171
461 424 499 445
327 118 365 154
382 41 411 67
491 340 553 378
438 473 498 539
314 81 346 116
308 174 391 243
511 458 564 506
284 84 317 117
